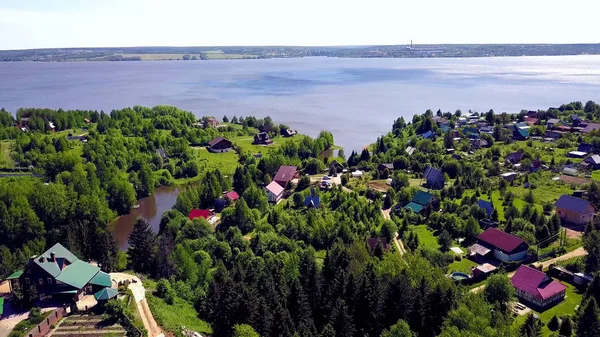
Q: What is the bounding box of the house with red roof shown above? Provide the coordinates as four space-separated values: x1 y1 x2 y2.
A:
224 191 240 202
188 209 216 223
274 166 298 187
470 228 529 263
512 265 567 309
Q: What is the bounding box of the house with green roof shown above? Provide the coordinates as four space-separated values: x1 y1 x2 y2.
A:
7 243 112 302
402 190 438 214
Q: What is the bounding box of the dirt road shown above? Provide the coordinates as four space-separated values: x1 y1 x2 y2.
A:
533 247 588 270
111 273 164 337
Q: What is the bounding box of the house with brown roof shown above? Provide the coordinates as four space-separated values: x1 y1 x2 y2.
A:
554 194 596 226
206 117 219 128
282 129 297 137
253 132 273 145
511 265 567 310
265 181 284 203
274 165 298 187
470 228 529 263
208 137 233 153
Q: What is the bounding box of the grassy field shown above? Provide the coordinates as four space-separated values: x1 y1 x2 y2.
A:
194 147 239 175
0 141 14 167
146 294 212 336
411 225 440 250
231 135 284 155
513 282 582 337
448 258 477 274
593 171 600 181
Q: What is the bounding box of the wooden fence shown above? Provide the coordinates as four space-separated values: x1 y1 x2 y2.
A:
27 307 68 337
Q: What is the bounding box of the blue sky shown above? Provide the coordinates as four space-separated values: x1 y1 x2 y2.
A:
0 0 597 50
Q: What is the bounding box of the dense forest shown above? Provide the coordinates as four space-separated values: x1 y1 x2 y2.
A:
2 44 600 61
4 101 600 336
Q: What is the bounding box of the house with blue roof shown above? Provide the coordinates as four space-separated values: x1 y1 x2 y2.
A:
304 187 321 208
554 195 596 226
513 124 530 140
423 166 445 190
578 143 594 154
6 243 112 302
420 131 433 139
477 200 494 218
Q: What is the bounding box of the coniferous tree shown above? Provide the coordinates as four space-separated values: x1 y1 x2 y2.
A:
547 315 560 332
520 313 542 337
330 298 355 337
577 298 600 337
559 316 573 337
127 219 156 275
381 319 414 337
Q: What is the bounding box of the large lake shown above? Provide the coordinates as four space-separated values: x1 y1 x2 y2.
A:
1 56 600 151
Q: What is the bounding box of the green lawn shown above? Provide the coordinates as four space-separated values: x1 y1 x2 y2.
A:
411 225 440 250
231 135 284 156
194 147 240 175
8 311 52 337
0 141 14 168
593 171 600 181
146 293 212 336
513 282 583 336
448 258 477 274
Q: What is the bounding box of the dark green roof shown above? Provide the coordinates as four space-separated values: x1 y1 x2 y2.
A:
404 202 424 213
34 243 80 278
412 191 434 206
6 270 23 280
55 260 100 289
94 287 118 301
89 271 112 288
0 297 4 316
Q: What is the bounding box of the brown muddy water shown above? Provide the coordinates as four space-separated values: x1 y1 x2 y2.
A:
110 185 181 250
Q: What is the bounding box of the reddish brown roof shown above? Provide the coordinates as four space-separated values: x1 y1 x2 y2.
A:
274 166 297 184
188 209 213 221
265 181 284 195
512 265 567 300
477 228 528 254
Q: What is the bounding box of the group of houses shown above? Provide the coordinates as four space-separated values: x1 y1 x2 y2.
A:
464 191 597 310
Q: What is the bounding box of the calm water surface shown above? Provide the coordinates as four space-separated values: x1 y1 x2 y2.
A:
3 56 600 244
110 186 180 250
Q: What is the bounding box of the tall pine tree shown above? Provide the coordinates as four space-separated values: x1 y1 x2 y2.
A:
127 219 156 275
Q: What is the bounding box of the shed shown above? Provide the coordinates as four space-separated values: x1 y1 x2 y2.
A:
351 170 363 178
423 166 445 190
568 151 587 158
477 199 494 217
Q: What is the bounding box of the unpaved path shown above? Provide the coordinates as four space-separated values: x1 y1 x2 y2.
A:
533 247 587 270
111 273 164 337
381 209 406 255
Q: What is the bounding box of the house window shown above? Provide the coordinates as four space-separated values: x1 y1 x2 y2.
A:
25 278 30 284
47 278 53 284
38 278 43 285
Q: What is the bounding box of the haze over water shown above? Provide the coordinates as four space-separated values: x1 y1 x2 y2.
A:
1 55 600 151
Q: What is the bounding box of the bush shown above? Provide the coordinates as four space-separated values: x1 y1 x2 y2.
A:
155 279 176 305
29 307 43 325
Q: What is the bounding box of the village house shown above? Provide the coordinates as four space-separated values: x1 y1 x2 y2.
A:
304 188 321 208
500 172 518 182
477 199 494 218
471 263 497 279
253 132 273 145
405 146 416 156
282 129 297 137
420 131 433 139
377 163 394 174
469 228 529 263
546 118 561 129
506 151 523 166
188 209 217 224
583 123 600 134
6 243 113 302
403 190 437 214
224 191 240 203
511 265 567 310
554 194 596 226
206 117 219 128
584 155 600 170
208 137 233 153
513 124 530 140
274 165 298 187
578 143 594 154
471 138 489 150
329 160 344 174
479 126 494 134
423 166 445 190
265 181 284 203
523 116 539 125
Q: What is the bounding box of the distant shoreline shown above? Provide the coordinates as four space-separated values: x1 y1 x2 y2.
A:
1 44 600 62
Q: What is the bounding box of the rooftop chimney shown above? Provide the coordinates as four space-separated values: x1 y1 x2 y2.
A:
50 252 56 262
39 256 46 263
